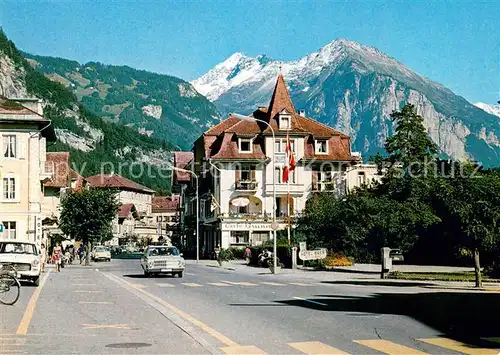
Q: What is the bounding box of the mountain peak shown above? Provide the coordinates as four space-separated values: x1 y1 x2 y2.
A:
474 102 500 118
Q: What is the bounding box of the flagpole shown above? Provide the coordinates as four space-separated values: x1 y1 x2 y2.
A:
287 176 291 245
286 132 291 246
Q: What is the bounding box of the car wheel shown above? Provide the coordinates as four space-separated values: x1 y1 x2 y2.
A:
144 270 150 277
177 272 183 278
33 277 40 287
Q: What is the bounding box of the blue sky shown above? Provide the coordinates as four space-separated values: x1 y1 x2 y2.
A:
1 0 498 103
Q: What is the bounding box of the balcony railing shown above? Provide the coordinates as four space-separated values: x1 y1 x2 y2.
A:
218 211 293 221
235 180 257 191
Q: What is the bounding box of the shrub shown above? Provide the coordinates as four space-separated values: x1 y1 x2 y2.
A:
324 252 353 267
217 248 233 262
228 247 246 260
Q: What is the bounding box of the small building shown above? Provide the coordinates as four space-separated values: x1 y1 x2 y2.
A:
41 151 85 244
0 97 56 246
150 195 180 244
85 173 156 245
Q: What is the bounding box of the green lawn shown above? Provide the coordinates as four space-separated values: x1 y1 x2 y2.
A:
388 271 500 282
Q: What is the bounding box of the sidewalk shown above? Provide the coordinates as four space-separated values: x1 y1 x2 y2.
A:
193 259 500 292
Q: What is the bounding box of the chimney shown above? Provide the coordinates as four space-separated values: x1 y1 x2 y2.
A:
298 109 306 117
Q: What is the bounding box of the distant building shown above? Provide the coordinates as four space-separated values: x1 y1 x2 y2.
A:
41 151 85 243
174 75 365 251
171 152 193 247
85 173 156 245
0 96 56 247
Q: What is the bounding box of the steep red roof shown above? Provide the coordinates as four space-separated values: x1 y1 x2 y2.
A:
44 152 70 188
267 75 297 120
205 116 241 136
152 196 179 213
86 174 154 194
173 151 193 182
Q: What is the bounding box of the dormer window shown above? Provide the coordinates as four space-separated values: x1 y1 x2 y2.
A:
315 139 328 154
279 114 291 130
238 138 252 153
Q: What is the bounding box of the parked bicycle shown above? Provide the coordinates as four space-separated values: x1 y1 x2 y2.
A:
0 263 21 305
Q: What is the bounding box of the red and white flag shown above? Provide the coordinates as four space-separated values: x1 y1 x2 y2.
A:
282 133 296 183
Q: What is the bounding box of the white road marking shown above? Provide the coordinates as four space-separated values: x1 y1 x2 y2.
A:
186 272 195 276
156 283 176 288
293 296 327 306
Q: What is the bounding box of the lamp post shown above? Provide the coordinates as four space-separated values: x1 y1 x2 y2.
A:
172 166 199 263
230 113 278 274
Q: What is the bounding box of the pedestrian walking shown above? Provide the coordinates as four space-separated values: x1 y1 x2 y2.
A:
244 246 252 265
52 243 62 272
40 243 47 273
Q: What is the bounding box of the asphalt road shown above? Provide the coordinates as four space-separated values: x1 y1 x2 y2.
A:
1 259 499 355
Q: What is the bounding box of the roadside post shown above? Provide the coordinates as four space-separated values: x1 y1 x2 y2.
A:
380 247 392 279
292 244 297 269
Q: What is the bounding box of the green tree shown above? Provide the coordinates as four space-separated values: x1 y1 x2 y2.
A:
59 188 120 265
384 103 438 174
436 171 500 287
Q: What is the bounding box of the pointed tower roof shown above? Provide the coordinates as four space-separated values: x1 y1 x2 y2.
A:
267 75 296 119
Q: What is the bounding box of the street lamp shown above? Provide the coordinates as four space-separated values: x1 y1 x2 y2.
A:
230 113 278 274
172 166 199 263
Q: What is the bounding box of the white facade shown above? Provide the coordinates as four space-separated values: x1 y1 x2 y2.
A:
0 98 55 247
117 190 152 215
208 146 349 249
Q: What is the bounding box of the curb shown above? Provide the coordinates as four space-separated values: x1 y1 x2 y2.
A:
205 264 235 271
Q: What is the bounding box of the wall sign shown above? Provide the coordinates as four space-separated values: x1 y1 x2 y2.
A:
221 222 287 231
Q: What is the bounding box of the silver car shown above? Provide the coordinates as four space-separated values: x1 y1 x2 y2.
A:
140 246 185 277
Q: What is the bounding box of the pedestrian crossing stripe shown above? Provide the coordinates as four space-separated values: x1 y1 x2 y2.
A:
234 282 258 286
181 282 202 287
221 281 258 286
260 282 286 286
418 337 500 355
207 282 232 286
288 341 349 354
354 339 428 354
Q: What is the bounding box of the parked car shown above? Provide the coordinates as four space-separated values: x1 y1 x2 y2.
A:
91 246 111 262
0 240 41 286
389 249 404 262
141 245 185 277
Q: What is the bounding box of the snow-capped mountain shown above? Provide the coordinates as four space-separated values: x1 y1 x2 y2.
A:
192 39 500 167
474 102 500 118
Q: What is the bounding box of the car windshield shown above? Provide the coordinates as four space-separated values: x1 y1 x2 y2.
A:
0 242 37 255
95 247 106 252
148 247 179 257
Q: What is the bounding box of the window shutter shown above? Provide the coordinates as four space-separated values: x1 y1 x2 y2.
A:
312 171 318 190
250 169 255 180
17 135 24 159
235 169 241 182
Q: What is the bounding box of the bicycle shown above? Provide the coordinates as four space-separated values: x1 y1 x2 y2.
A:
0 263 21 305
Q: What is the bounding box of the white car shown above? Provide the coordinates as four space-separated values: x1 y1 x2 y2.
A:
91 246 111 262
141 246 185 277
0 240 41 286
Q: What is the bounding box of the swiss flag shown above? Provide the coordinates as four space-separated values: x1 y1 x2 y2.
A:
282 133 296 183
